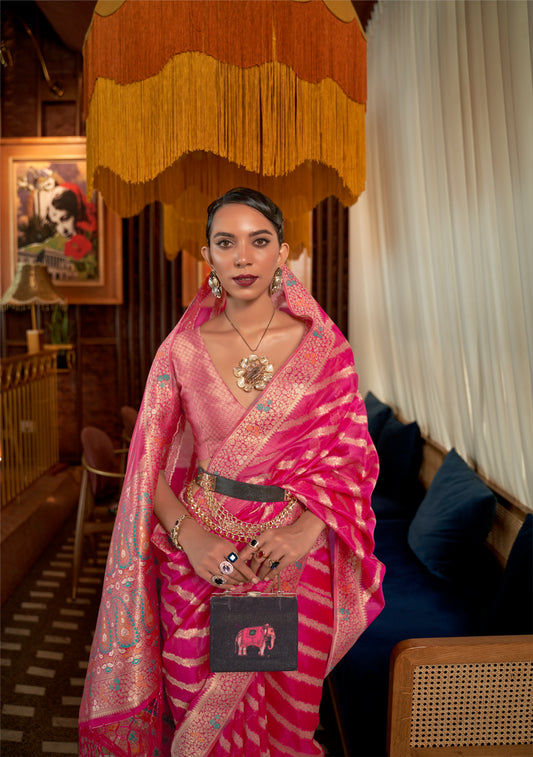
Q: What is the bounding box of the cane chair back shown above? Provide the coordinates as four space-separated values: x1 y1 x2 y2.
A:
387 635 533 757
72 427 127 599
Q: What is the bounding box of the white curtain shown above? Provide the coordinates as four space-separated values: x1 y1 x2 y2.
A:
349 0 533 508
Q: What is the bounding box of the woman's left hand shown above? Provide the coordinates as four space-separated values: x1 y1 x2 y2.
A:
239 509 326 581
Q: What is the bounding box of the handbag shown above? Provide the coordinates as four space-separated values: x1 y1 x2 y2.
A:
209 585 298 672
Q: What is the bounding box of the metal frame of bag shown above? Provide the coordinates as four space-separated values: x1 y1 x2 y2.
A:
209 580 298 672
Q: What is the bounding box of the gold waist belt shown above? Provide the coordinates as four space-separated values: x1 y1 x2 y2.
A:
186 481 301 543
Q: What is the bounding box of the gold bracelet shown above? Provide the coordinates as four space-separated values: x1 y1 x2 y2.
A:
169 514 194 551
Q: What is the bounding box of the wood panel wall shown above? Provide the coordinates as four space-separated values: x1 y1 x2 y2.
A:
313 197 349 336
118 206 183 408
1 0 349 464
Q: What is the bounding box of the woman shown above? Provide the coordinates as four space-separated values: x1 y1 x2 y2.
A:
46 183 98 271
47 183 97 240
79 188 385 756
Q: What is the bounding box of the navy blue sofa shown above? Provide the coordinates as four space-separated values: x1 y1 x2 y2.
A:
329 392 533 757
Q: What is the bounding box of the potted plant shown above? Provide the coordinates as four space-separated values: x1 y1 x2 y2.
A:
45 305 74 369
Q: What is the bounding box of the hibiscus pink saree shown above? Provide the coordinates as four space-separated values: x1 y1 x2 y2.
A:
79 267 385 756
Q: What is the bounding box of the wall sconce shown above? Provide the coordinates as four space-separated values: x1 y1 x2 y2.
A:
1 262 66 353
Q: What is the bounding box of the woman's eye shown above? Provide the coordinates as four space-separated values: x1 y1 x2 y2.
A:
216 239 233 249
254 238 270 248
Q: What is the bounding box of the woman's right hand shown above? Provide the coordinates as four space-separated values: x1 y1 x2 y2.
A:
178 517 260 587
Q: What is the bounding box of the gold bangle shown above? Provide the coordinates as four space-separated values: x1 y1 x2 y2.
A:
169 514 194 551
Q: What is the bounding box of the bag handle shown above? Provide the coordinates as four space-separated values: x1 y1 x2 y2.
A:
220 574 283 597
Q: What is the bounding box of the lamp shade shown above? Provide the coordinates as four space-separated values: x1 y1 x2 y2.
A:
83 0 367 258
1 262 66 309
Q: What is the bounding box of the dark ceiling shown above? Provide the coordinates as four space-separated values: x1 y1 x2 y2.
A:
352 1 377 31
35 0 377 53
35 0 97 51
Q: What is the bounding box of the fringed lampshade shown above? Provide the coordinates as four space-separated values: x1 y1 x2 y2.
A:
83 0 367 258
1 262 66 353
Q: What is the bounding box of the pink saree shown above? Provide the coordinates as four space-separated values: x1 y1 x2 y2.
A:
79 266 385 756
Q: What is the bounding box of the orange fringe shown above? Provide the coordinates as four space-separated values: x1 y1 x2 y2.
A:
86 55 365 224
83 0 366 112
86 54 364 187
83 1 367 258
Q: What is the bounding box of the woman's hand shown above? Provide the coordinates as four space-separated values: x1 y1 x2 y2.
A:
178 517 260 588
240 509 326 582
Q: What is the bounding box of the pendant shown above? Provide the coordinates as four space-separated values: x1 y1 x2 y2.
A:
234 354 274 392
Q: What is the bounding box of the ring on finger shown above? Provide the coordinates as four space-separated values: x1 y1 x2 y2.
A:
269 559 280 570
219 560 234 575
257 550 265 559
227 552 238 563
211 574 227 586
249 539 259 550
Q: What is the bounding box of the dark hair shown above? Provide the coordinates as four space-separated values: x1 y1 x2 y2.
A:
50 187 91 226
206 187 284 245
51 189 78 218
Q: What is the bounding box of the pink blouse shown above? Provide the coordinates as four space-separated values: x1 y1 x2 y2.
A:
172 328 245 462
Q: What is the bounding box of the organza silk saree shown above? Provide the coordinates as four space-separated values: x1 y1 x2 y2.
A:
79 267 385 756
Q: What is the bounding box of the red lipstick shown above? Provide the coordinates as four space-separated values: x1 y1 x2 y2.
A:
233 276 258 287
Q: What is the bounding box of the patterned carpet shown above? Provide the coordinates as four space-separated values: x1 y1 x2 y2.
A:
0 515 107 756
0 516 345 756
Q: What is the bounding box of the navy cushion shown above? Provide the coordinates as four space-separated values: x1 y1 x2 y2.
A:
371 492 417 520
485 514 533 634
374 414 424 507
408 449 497 582
375 518 491 637
331 516 498 757
364 391 393 444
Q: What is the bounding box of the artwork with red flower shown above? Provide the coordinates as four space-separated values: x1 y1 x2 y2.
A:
15 158 101 283
65 234 93 260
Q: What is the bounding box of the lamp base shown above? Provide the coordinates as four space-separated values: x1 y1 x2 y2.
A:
26 329 44 354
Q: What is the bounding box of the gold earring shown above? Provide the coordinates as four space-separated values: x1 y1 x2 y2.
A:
208 269 223 299
270 267 283 295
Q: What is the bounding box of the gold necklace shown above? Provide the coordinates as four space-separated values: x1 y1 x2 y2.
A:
224 307 276 392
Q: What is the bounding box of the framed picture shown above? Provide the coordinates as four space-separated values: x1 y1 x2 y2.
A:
1 137 123 304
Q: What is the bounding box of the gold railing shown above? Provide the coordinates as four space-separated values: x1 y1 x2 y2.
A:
1 351 59 506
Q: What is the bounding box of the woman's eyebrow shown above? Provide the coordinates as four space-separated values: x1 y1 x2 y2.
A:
213 231 236 240
212 229 273 239
249 229 273 237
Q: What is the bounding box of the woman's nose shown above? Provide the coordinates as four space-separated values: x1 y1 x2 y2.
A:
234 244 250 266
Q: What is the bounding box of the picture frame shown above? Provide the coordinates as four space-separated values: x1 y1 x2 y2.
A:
1 137 123 304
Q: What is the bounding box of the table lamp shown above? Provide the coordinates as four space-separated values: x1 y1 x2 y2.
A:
0 262 66 353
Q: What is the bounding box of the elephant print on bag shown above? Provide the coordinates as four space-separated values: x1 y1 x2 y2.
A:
235 624 276 657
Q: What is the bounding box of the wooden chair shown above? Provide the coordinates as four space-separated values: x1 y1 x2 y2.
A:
387 635 533 757
120 405 138 445
72 426 127 600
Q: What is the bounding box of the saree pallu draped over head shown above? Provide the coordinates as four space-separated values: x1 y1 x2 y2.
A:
79 266 385 756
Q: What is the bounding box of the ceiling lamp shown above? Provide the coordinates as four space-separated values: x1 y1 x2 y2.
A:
83 0 367 258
